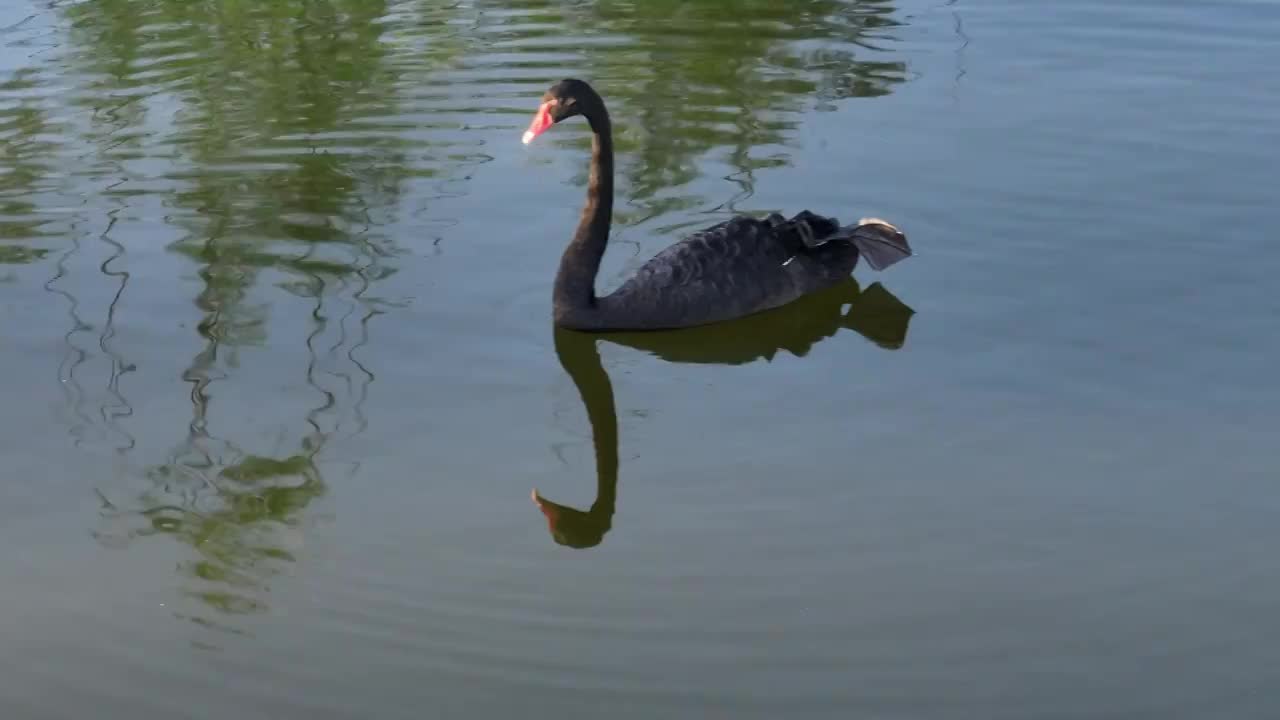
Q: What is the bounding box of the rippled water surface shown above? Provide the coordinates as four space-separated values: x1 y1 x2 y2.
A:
3 0 1279 717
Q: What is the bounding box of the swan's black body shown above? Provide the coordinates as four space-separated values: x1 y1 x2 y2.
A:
525 79 913 332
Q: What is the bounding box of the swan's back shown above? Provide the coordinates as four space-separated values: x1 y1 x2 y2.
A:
596 212 861 330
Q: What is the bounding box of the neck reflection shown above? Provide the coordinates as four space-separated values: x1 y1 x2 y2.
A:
536 279 915 549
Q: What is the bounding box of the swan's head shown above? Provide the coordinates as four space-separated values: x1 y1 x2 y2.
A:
522 78 603 144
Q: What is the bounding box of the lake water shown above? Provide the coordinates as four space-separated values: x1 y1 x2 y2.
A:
2 0 1279 717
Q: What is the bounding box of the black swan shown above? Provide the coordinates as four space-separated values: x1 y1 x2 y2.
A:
522 78 913 331
534 279 915 549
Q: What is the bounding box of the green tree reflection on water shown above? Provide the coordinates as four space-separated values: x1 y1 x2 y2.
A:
476 0 907 225
70 0 411 632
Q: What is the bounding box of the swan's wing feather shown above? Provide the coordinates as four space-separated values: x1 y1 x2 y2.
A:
603 215 802 327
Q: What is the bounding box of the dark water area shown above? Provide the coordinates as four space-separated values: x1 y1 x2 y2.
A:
2 0 1278 717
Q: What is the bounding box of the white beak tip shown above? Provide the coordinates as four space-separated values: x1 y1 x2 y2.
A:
522 131 534 145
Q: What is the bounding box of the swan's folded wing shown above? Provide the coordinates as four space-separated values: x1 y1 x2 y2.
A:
602 216 799 327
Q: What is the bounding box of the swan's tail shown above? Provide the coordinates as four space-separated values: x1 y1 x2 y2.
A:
841 218 913 271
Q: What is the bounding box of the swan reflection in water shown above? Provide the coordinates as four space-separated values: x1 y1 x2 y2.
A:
535 278 915 548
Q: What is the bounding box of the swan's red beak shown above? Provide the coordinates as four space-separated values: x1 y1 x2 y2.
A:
522 101 555 144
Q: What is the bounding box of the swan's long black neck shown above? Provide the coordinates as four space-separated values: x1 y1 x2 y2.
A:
553 105 613 318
